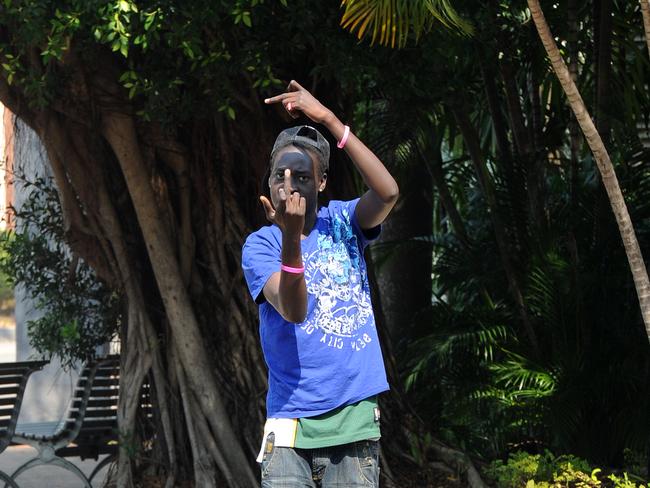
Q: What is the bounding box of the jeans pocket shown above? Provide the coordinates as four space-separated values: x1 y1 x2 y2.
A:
261 432 277 479
355 440 380 486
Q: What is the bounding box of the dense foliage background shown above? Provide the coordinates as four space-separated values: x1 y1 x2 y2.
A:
0 0 649 486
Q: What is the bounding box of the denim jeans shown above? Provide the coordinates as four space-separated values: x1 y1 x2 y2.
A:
260 435 380 487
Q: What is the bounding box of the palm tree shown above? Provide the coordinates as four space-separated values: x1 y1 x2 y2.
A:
339 0 650 344
526 0 650 343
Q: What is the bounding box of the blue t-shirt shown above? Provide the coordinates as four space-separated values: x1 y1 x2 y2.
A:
242 199 390 418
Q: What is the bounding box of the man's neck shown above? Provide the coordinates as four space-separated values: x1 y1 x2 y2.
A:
301 213 317 239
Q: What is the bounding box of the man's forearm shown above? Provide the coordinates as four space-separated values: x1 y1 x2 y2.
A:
322 112 399 203
278 233 307 323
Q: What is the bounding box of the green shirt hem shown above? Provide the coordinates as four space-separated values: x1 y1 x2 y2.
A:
293 396 381 449
293 427 381 449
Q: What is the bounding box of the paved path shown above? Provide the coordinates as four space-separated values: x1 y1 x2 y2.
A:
0 445 110 487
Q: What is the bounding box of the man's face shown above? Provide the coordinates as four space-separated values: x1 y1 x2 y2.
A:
269 145 325 218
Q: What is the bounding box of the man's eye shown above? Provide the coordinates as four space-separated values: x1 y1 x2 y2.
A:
275 173 284 180
298 176 309 183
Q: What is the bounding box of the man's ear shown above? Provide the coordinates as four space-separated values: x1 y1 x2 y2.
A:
318 172 328 192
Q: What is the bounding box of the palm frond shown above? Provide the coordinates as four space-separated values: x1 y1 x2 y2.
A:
404 301 511 389
488 351 557 401
340 0 473 49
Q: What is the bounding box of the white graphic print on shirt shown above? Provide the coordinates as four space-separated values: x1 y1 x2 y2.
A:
300 208 374 352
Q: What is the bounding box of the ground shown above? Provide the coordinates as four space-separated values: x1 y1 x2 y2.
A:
0 445 110 487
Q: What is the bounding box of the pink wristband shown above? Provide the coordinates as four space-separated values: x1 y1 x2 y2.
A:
337 125 350 149
281 264 305 274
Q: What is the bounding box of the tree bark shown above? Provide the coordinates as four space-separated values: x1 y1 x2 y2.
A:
175 351 217 487
156 139 194 287
642 0 650 59
372 160 433 338
100 107 257 486
34 110 181 486
525 39 546 234
527 0 650 343
93 184 177 487
117 304 153 487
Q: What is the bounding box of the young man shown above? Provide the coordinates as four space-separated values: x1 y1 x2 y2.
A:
242 80 399 487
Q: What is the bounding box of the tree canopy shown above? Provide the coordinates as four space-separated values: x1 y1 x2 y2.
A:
0 1 649 486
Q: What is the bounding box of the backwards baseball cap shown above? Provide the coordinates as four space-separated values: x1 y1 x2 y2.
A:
270 125 330 174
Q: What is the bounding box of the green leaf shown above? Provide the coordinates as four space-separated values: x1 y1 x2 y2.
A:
61 320 80 341
339 0 473 48
242 12 252 27
144 12 156 30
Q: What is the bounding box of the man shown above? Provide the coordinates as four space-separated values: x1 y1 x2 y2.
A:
242 80 399 487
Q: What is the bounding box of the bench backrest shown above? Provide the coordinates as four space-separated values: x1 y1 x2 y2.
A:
0 360 48 451
57 355 151 459
62 356 119 455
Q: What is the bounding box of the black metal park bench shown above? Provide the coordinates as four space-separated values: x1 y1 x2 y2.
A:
8 355 124 487
0 360 49 488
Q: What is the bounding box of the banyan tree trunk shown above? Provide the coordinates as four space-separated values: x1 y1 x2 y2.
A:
1 58 272 484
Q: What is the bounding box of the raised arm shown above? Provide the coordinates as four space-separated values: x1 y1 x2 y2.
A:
265 80 399 230
322 112 399 230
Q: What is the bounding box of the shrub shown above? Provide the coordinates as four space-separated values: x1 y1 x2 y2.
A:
484 451 647 488
0 177 120 369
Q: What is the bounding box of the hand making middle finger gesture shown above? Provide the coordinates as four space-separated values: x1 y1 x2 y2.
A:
260 169 306 237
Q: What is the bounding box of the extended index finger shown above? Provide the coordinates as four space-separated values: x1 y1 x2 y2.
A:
264 92 292 104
